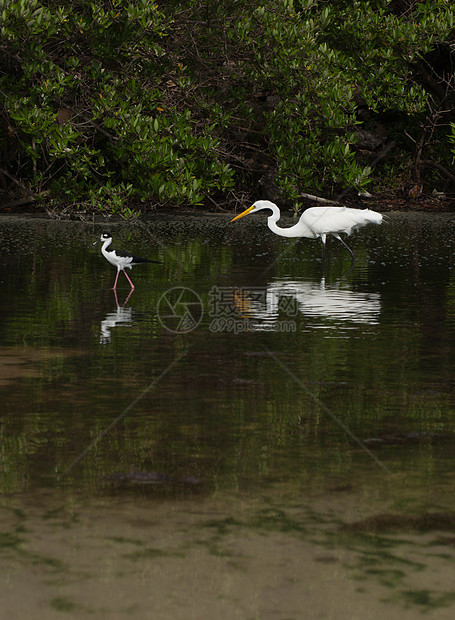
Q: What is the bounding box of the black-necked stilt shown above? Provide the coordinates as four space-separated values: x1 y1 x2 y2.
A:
93 232 160 290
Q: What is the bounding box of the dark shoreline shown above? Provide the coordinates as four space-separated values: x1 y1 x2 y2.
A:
1 191 454 219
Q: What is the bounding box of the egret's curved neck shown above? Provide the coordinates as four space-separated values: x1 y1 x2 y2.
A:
263 205 312 239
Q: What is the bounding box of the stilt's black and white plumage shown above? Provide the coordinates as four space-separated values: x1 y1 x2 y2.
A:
93 232 159 290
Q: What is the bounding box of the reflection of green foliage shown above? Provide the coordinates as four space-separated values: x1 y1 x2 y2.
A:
1 216 455 495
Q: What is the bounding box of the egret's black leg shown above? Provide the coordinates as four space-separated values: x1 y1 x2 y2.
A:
321 233 327 263
319 236 328 277
334 234 355 265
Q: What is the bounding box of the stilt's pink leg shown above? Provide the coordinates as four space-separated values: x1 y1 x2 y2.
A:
123 270 135 289
123 288 134 306
112 270 120 290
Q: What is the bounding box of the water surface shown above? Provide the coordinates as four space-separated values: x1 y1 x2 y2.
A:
1 211 455 618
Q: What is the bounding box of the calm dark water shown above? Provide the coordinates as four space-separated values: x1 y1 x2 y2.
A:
1 211 455 618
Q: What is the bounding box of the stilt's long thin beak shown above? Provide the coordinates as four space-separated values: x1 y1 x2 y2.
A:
230 206 255 222
92 239 100 246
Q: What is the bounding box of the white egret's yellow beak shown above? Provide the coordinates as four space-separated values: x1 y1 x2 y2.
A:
230 206 255 222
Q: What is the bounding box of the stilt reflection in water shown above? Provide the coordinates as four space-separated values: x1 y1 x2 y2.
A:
100 289 134 344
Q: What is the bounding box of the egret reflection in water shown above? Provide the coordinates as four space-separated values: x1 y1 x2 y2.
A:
235 278 381 330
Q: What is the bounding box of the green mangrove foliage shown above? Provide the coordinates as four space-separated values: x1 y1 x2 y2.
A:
0 0 454 215
1 0 234 215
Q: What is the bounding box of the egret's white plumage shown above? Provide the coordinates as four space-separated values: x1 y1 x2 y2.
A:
231 200 383 260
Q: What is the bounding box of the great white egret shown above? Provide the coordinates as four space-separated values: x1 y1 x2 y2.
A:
93 232 160 290
231 200 383 260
